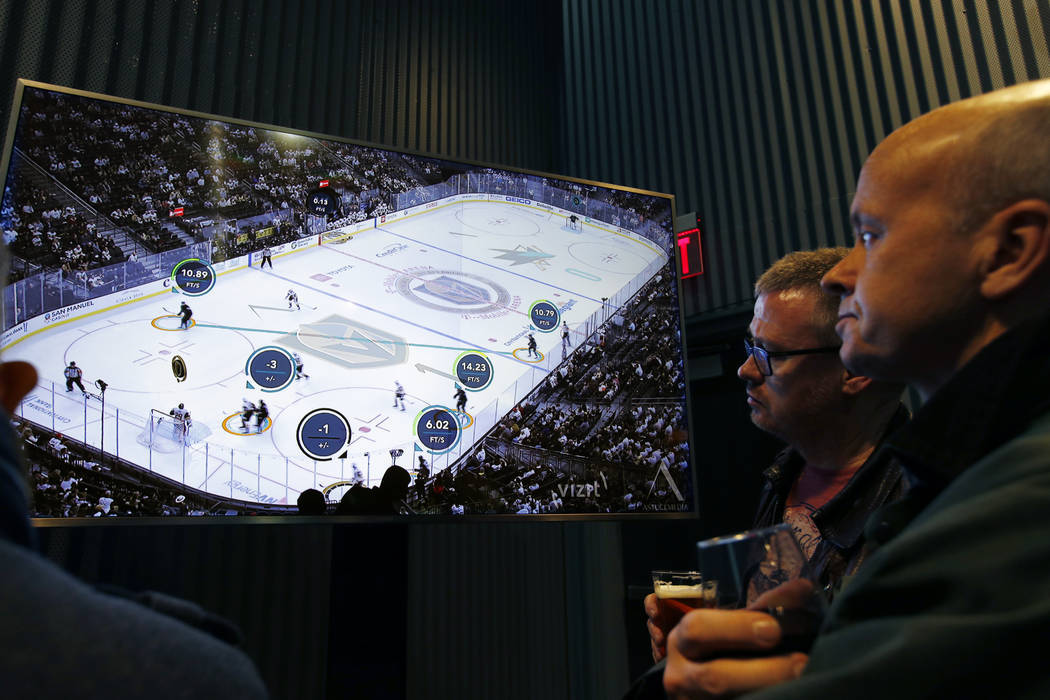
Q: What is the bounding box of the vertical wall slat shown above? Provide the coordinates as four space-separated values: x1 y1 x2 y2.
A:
560 0 1050 319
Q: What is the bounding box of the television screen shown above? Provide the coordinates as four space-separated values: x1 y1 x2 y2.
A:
1 80 693 518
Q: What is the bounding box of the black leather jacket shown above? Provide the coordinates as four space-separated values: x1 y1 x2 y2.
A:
752 404 910 599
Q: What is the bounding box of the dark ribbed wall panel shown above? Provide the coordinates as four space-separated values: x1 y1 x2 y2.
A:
406 521 629 700
407 523 570 700
560 0 1050 318
0 0 561 172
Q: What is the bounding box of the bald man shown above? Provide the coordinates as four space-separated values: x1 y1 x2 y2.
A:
662 81 1050 698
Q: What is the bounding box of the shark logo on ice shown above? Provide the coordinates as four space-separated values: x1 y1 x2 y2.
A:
279 315 407 369
490 245 554 270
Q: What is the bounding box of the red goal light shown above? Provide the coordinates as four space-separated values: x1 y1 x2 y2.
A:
676 225 704 279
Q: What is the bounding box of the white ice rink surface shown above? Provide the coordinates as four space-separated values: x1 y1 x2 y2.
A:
9 200 667 506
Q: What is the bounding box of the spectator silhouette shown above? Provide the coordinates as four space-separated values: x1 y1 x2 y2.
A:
335 466 411 515
296 488 326 515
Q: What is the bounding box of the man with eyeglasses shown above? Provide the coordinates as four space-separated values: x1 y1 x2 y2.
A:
738 248 907 592
637 248 907 687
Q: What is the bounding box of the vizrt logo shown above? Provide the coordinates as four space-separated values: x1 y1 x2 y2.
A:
558 473 608 499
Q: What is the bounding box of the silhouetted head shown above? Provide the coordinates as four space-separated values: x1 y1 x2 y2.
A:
296 488 326 515
379 465 411 501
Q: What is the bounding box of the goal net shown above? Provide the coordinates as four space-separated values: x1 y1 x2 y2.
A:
137 409 211 453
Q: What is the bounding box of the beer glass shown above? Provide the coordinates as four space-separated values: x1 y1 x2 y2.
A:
651 570 718 614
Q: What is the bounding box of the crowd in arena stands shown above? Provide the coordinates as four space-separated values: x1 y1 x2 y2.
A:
533 272 686 409
136 223 183 253
406 427 688 515
409 446 570 515
602 189 673 230
17 417 214 518
570 309 685 401
324 143 446 199
11 90 454 266
586 403 689 472
8 89 670 282
2 182 126 275
502 402 604 454
17 94 210 254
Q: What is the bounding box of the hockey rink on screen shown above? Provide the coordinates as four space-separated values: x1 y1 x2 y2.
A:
7 200 667 505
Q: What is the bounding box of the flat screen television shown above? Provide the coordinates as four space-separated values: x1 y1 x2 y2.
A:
1 80 693 519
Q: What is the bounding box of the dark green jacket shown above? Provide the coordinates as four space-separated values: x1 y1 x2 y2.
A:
751 312 1050 699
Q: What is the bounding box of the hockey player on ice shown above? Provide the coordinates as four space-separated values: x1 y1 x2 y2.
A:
393 381 406 411
178 301 193 329
454 385 467 413
170 402 190 424
254 400 269 433
527 333 538 358
293 352 309 380
286 289 300 310
64 361 86 394
240 398 256 431
169 402 191 440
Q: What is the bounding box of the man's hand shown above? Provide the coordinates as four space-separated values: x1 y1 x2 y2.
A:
662 579 814 698
644 593 677 662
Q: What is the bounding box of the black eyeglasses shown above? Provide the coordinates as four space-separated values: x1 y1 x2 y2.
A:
743 338 840 376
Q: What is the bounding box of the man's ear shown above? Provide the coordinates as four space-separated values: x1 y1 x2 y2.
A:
979 199 1050 300
841 368 871 396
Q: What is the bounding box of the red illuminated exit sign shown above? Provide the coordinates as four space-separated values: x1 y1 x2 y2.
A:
676 221 704 279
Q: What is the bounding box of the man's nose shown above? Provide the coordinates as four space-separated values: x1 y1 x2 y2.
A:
737 353 762 382
822 249 858 297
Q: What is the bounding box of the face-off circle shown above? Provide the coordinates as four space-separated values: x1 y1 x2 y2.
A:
394 269 511 315
567 242 650 274
453 205 540 238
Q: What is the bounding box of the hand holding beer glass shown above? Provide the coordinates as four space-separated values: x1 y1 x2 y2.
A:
648 524 823 664
694 523 825 655
647 571 717 661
